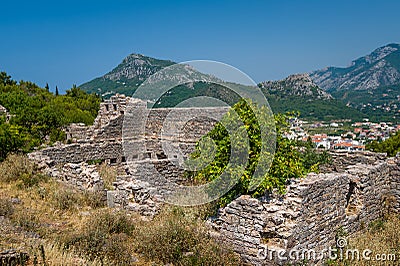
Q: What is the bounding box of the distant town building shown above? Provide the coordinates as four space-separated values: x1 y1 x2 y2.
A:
329 122 339 127
332 142 365 152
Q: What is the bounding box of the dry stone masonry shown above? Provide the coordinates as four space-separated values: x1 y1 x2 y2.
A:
29 94 228 215
28 94 400 265
210 151 400 265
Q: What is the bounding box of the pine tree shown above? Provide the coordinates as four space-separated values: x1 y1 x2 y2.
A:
45 83 49 91
55 86 59 96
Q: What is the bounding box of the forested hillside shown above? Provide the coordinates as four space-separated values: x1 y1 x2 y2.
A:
0 72 100 161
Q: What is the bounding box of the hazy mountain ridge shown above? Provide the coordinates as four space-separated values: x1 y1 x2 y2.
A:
310 43 400 92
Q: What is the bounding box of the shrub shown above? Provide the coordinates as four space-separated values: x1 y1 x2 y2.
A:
102 233 132 265
0 154 48 188
0 154 34 182
52 188 81 211
134 207 241 265
185 99 329 206
86 209 135 236
60 209 135 265
87 159 103 165
82 190 106 209
11 209 40 231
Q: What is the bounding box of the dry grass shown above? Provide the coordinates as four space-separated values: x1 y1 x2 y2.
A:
28 241 104 266
0 154 242 265
59 208 137 265
134 206 242 265
0 153 48 188
328 215 400 266
0 197 14 217
98 162 117 190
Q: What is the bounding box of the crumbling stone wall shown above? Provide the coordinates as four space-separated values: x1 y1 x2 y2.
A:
28 94 400 265
211 154 400 265
65 94 128 142
33 95 228 167
31 141 123 164
44 162 105 192
29 94 229 216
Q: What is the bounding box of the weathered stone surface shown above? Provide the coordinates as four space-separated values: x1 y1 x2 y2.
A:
27 94 400 265
209 155 400 265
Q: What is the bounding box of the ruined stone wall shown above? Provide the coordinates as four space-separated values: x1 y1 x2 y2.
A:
211 155 400 265
34 95 228 168
32 141 123 164
101 153 400 264
28 94 400 265
65 94 128 142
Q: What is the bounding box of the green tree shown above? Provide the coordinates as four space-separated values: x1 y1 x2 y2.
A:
0 118 25 160
0 72 16 86
0 72 100 160
367 132 400 156
186 99 329 206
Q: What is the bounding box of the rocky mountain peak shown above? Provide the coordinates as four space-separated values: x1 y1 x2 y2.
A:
259 73 333 100
104 54 175 82
352 43 399 66
310 43 400 92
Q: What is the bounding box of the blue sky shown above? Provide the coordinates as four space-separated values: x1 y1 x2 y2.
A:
1 0 399 92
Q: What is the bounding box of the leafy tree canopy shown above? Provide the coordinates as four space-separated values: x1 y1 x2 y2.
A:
185 99 330 206
366 131 400 156
0 72 100 161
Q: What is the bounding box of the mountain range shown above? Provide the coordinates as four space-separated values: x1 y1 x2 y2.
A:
310 43 400 92
310 43 400 121
80 44 400 121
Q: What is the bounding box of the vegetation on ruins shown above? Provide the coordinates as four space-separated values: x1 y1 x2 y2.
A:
186 99 331 206
0 71 100 161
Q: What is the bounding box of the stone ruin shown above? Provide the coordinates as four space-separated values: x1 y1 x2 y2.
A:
30 94 230 215
211 152 400 265
29 94 400 265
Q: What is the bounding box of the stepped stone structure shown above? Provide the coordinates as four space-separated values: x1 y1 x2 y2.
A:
29 94 400 265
